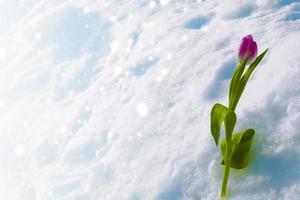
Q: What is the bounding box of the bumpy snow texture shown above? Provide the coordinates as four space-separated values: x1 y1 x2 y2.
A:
0 0 299 200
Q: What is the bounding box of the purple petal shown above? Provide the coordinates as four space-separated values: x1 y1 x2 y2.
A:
244 34 253 40
238 34 258 62
239 38 251 59
248 41 258 61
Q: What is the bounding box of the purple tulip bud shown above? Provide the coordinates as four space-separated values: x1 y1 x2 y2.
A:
238 34 258 63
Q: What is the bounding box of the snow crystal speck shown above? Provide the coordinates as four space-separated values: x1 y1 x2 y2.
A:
160 68 170 76
136 103 149 117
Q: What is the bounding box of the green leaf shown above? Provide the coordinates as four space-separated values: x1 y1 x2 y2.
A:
229 59 247 109
210 103 236 146
221 129 255 169
247 49 269 75
221 137 227 162
219 111 236 163
224 111 236 142
230 49 268 110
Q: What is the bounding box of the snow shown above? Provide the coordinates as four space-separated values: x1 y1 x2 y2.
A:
136 103 149 118
0 0 299 199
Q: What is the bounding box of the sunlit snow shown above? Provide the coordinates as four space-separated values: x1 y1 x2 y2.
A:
0 0 299 200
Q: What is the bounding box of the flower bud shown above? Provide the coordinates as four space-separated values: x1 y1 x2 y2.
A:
238 34 258 63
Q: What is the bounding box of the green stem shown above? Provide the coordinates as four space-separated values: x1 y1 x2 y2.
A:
221 158 231 197
221 137 233 198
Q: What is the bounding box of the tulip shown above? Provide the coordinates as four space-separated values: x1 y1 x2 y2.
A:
238 34 258 63
211 34 268 197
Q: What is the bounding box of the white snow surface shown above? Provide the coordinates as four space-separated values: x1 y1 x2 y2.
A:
0 0 299 199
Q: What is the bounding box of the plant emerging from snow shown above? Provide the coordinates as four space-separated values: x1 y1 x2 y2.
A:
210 34 268 197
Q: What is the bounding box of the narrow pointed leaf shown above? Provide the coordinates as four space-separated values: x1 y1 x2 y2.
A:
230 49 268 110
248 49 268 74
239 49 269 90
229 59 247 109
